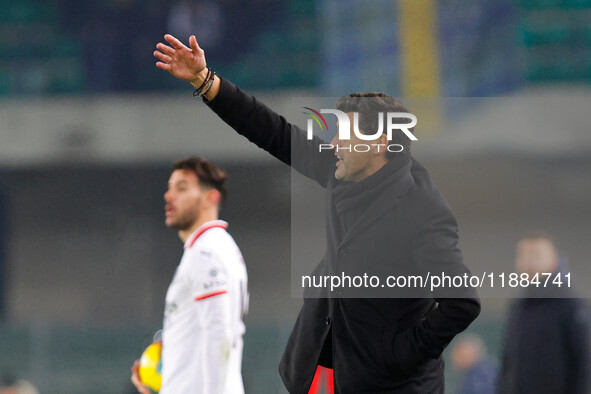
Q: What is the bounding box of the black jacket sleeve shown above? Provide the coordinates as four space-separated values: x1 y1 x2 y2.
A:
392 200 481 374
203 77 335 188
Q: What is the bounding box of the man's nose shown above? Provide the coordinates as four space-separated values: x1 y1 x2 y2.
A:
330 133 340 147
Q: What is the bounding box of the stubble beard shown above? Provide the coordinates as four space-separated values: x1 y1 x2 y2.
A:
167 207 199 231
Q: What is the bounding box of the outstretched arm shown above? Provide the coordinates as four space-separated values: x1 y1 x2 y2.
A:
153 34 334 188
154 34 221 101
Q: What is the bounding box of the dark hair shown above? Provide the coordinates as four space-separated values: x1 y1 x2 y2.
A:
172 156 227 201
519 230 556 246
336 92 413 158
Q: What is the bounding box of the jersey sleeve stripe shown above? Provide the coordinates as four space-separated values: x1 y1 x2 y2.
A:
194 290 228 301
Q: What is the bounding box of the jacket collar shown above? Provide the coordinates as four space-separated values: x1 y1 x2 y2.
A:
335 155 414 248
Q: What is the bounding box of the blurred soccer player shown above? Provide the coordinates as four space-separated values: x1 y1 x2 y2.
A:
153 34 480 393
498 233 591 394
130 157 248 394
451 334 498 394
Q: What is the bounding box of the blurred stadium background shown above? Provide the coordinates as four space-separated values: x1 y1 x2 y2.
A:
0 0 590 392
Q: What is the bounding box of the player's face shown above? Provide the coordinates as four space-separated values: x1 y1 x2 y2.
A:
331 112 378 182
164 170 204 230
515 238 558 277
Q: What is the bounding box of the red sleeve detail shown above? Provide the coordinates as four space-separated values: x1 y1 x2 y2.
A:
195 290 228 301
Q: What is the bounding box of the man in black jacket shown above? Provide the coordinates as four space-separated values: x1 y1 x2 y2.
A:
498 234 591 394
153 34 481 393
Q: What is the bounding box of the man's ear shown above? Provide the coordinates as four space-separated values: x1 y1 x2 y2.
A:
372 134 389 155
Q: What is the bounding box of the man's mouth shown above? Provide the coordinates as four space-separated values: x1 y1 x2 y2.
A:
165 205 174 216
335 153 344 167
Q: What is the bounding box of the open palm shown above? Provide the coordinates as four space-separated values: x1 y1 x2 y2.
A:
154 34 206 84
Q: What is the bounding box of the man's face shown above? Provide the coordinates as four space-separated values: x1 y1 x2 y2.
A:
331 112 384 182
451 341 479 371
515 238 559 277
164 169 204 230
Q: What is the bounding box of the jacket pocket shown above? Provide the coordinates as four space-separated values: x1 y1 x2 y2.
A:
381 325 409 378
390 327 432 377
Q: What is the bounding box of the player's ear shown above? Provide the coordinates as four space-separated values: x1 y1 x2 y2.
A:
207 188 222 208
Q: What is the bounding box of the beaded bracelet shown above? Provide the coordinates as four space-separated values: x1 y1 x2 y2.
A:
200 71 216 97
193 67 214 98
193 67 211 93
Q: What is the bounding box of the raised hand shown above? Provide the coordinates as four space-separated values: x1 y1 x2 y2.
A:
154 34 207 86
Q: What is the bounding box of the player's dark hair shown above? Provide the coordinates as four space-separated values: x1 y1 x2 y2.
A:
172 156 227 201
336 92 413 158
